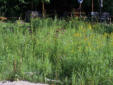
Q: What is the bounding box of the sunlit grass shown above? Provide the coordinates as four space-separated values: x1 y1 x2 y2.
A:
0 18 113 85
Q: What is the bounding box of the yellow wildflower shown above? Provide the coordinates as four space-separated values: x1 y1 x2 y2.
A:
79 25 84 30
88 24 92 30
82 28 86 32
74 33 81 37
104 33 110 37
88 42 91 47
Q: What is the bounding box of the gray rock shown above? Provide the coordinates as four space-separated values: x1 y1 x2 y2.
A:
25 11 42 22
0 81 48 85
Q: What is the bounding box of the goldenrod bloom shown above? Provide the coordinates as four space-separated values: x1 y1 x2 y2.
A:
74 33 81 37
88 24 92 30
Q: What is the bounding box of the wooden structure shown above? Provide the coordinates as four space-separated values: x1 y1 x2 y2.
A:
71 8 86 17
0 17 7 21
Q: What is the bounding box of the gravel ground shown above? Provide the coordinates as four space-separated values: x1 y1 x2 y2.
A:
0 81 48 85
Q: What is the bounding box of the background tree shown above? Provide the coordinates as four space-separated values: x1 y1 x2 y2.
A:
0 0 8 16
38 0 50 17
24 0 50 17
42 0 50 17
0 0 113 18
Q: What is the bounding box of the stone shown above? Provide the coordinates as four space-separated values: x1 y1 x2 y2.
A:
25 11 42 22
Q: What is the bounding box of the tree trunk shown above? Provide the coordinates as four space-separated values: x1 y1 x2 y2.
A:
42 2 45 17
92 0 94 12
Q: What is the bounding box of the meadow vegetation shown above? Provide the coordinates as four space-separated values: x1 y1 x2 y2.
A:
0 18 113 85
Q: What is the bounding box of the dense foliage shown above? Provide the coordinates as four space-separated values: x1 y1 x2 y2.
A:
0 0 113 17
0 18 113 85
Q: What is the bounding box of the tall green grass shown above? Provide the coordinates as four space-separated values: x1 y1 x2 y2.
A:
0 18 113 85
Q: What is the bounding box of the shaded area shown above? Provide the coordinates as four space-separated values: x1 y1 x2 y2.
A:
0 0 112 18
